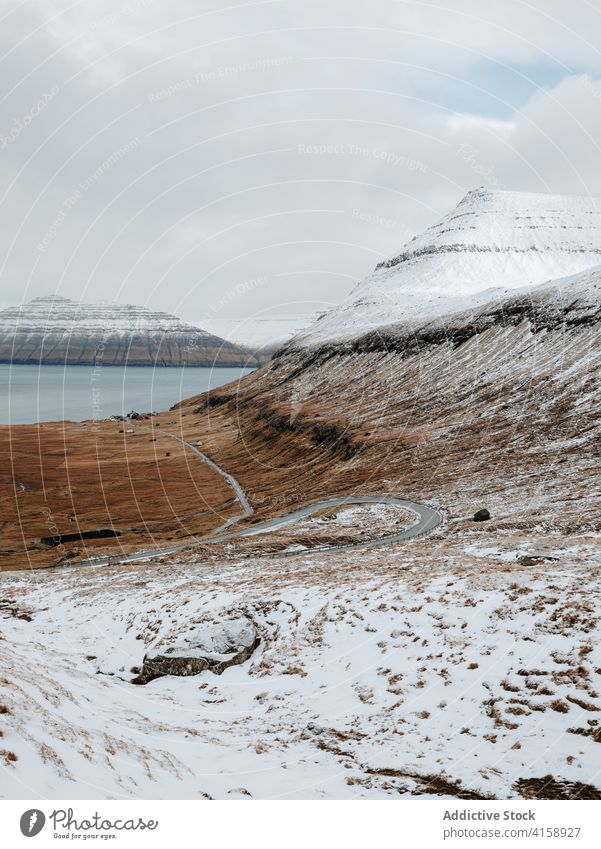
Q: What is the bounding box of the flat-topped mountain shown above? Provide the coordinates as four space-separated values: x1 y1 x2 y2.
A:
0 295 256 367
293 188 601 347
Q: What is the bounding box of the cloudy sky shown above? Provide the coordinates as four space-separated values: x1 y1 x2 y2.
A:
1 0 601 340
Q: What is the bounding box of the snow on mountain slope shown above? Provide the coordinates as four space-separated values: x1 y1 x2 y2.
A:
200 314 315 364
0 295 255 366
375 261 601 347
185 259 601 541
294 188 601 347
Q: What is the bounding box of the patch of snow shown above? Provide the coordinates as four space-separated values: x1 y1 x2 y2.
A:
463 544 524 562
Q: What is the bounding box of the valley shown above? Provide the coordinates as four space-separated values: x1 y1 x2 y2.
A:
2 189 601 800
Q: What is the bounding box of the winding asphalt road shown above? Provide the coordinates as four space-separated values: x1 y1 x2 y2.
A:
159 430 253 534
65 432 442 569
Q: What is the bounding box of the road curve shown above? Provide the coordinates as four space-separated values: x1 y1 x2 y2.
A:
60 433 442 570
207 495 441 552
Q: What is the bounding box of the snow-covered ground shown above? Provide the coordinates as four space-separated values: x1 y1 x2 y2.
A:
2 531 600 800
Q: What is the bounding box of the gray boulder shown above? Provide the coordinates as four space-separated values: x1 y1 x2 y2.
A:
132 618 259 685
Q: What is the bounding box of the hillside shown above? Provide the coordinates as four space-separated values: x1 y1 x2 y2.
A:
0 295 256 367
173 261 601 539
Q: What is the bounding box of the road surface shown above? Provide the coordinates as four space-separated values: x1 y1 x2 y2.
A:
62 432 443 569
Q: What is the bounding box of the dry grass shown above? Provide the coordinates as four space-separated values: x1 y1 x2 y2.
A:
0 422 237 570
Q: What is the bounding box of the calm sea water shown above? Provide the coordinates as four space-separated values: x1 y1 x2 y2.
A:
0 364 253 424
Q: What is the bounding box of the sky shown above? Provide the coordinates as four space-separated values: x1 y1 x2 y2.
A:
1 0 601 342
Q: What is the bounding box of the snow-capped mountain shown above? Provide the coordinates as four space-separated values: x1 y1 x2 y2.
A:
0 295 255 366
293 188 601 347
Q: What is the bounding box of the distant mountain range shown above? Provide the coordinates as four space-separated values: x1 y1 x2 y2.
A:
0 295 257 367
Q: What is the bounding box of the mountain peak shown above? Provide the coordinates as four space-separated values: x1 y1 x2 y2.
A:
459 185 601 204
30 294 73 303
294 188 601 348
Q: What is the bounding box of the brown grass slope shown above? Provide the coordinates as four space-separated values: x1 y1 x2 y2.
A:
164 279 601 536
0 421 237 570
3 274 600 571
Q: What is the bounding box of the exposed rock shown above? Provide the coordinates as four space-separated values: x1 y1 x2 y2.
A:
40 528 121 547
515 775 601 800
366 767 496 800
131 618 260 685
473 509 491 522
0 599 33 622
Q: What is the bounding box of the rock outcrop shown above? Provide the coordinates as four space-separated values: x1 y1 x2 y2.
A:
132 618 260 684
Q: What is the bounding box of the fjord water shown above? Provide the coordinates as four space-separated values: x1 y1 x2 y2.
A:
0 364 252 424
